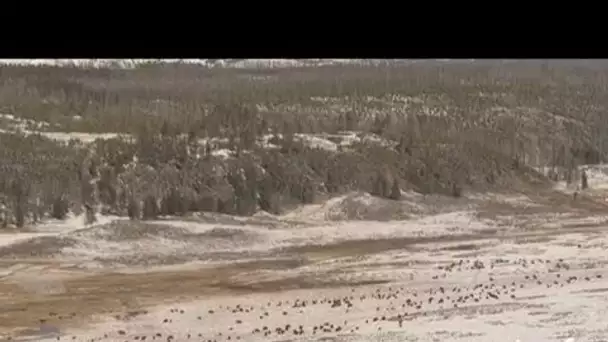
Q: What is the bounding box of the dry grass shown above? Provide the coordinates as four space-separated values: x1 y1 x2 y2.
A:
0 259 388 337
475 187 608 221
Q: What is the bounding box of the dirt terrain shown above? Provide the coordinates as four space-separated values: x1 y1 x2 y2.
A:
2 178 608 341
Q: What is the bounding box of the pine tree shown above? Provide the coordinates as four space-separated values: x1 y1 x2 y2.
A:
389 179 402 200
12 178 28 228
142 195 159 220
127 196 141 220
451 182 462 198
581 170 588 190
81 170 97 225
51 195 69 220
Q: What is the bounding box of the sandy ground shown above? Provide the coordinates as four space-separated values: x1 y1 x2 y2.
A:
2 172 608 341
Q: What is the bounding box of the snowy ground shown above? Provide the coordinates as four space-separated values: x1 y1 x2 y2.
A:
30 230 608 342
2 170 608 341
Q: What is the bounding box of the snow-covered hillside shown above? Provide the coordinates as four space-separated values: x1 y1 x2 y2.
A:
0 59 456 69
4 59 607 70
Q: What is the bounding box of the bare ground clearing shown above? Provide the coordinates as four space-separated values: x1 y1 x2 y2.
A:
0 258 390 337
3 219 608 338
3 190 608 339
